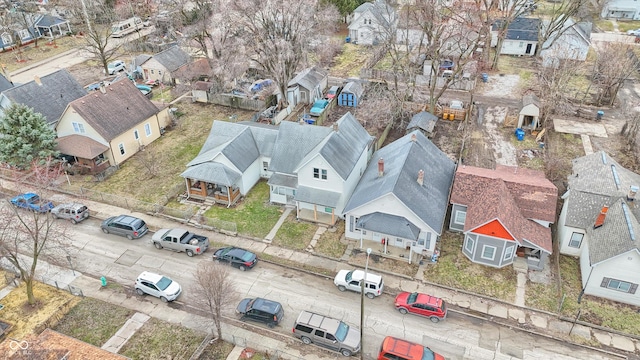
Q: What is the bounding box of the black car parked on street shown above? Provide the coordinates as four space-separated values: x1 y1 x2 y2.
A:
236 297 284 328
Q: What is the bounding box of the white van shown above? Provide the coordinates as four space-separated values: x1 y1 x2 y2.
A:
333 269 384 299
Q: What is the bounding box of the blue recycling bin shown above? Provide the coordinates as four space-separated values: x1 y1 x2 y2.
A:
596 110 604 121
345 36 351 43
481 73 488 83
515 128 525 141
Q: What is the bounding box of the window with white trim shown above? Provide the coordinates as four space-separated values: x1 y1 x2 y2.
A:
313 167 327 180
1 33 12 45
603 278 635 293
144 123 151 136
133 129 139 140
465 237 474 253
481 245 496 260
454 210 466 225
118 143 125 155
504 245 514 261
568 232 584 248
72 122 85 134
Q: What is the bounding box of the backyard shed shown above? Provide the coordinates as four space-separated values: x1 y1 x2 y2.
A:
338 81 364 107
406 111 437 136
518 94 540 129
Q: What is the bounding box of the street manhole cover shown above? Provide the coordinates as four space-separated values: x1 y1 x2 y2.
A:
115 250 142 266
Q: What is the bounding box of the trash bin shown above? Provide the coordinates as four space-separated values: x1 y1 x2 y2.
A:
345 36 351 43
515 128 525 141
481 73 488 83
596 110 604 121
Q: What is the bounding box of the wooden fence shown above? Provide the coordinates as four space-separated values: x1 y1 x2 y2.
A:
209 94 265 111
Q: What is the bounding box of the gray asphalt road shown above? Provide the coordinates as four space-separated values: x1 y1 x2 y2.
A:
55 218 617 360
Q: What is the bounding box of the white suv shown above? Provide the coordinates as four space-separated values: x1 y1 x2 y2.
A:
134 271 181 302
107 60 126 75
334 269 384 299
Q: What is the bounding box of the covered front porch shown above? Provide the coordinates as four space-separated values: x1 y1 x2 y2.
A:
56 135 111 175
295 186 341 226
35 15 72 39
268 173 298 205
181 162 242 206
355 212 427 264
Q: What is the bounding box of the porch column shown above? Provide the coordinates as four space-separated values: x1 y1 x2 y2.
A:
313 204 317 221
331 209 335 224
227 186 231 208
184 178 191 198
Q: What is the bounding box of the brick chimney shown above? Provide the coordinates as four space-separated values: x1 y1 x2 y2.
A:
377 158 384 177
594 206 609 229
333 123 338 132
411 133 417 142
417 169 424 186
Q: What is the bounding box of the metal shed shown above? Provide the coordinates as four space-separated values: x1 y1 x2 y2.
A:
338 81 364 107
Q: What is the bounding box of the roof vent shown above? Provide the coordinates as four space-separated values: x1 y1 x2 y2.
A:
410 133 417 142
333 123 338 132
628 185 639 201
377 158 384 177
593 206 609 229
417 169 424 186
34 75 41 86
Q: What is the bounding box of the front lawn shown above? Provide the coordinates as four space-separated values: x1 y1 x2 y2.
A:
423 232 517 302
119 318 205 360
272 213 316 250
203 181 281 238
315 222 348 258
53 298 133 347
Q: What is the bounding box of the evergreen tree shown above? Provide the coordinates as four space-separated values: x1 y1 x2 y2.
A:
0 104 58 168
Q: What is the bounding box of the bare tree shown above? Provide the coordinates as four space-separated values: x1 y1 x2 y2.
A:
534 0 589 57
0 160 70 306
489 0 531 70
591 42 636 106
533 58 585 128
78 0 122 75
191 262 239 339
135 146 165 179
231 0 338 107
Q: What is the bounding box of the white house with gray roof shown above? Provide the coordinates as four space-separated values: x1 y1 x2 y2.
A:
268 113 374 225
286 67 328 106
558 151 640 306
348 0 398 46
343 130 456 261
181 121 278 206
138 46 191 84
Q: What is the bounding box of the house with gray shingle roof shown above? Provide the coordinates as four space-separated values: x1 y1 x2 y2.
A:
55 79 169 173
491 17 541 56
0 69 86 127
558 151 640 306
343 130 456 262
138 46 191 84
181 120 279 206
450 165 558 271
182 112 373 217
286 67 328 106
348 0 398 46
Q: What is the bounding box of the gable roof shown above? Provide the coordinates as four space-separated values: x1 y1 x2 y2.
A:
311 112 374 180
3 69 86 125
65 79 159 141
34 14 68 27
565 151 640 264
352 0 396 28
522 94 539 108
133 54 152 67
343 130 456 234
493 17 540 42
451 164 557 222
357 212 421 239
151 46 191 72
542 18 591 48
287 67 327 91
463 178 553 253
407 111 437 133
173 58 212 81
0 73 13 92
342 81 364 97
269 121 332 175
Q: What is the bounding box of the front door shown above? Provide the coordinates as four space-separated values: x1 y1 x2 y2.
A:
525 43 533 54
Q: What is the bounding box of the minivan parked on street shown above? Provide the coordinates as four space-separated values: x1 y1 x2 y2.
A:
101 215 148 240
292 310 361 357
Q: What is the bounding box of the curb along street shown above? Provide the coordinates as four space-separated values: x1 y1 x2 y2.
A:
0 180 637 358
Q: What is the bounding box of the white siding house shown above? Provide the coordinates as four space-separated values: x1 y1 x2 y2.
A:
491 17 540 56
601 0 640 20
558 151 640 306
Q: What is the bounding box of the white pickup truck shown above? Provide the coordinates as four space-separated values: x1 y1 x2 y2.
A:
152 228 209 257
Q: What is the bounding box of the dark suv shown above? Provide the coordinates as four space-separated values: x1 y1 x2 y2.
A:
101 215 148 240
236 297 284 328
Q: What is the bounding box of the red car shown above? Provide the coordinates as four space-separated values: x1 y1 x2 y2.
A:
394 292 447 323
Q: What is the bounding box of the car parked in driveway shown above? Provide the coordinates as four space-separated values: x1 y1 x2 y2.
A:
213 246 257 271
107 60 126 75
236 297 284 328
394 291 447 323
134 271 181 302
326 85 341 100
101 215 148 240
51 203 89 224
